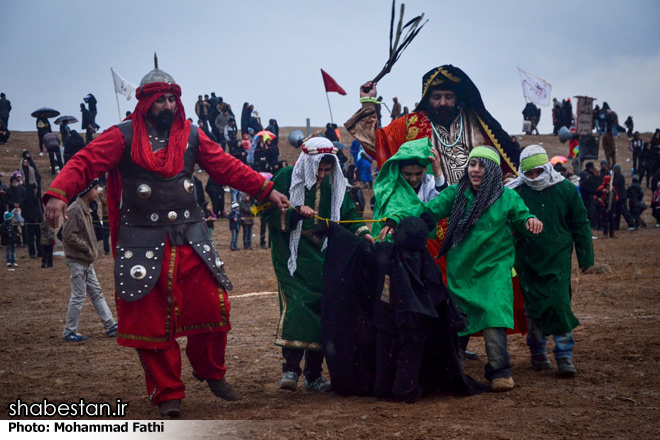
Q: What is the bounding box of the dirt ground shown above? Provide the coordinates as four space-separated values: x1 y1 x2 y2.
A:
1 127 659 439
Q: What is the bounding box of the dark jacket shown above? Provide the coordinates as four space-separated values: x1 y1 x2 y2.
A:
22 185 44 223
627 182 645 208
612 172 627 201
248 115 263 133
63 130 86 163
6 185 26 208
227 208 241 231
1 219 17 246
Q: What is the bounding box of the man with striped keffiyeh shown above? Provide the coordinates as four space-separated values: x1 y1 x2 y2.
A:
261 137 375 393
380 146 543 392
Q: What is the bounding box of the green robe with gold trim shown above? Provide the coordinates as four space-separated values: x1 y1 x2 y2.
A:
262 166 368 350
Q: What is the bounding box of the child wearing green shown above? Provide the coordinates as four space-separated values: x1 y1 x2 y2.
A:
380 146 543 392
507 145 593 377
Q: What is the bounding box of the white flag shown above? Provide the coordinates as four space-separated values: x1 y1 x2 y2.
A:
517 67 552 106
111 68 137 100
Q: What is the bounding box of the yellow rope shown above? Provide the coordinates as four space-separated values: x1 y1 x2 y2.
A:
287 205 386 224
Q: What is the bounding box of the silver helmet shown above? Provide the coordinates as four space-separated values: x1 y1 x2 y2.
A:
139 53 176 87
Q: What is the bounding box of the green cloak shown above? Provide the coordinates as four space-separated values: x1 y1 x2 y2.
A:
417 185 535 336
261 166 368 350
514 179 593 335
371 137 436 240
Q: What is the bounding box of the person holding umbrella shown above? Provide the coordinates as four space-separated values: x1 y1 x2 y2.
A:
35 113 52 156
56 115 78 141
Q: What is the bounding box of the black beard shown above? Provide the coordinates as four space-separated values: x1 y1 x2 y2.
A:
427 105 460 127
150 109 174 132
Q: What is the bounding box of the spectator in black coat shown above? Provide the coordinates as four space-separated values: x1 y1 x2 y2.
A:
0 120 9 144
624 116 634 139
36 115 52 155
522 103 541 135
627 175 647 228
63 130 86 164
84 94 99 128
638 142 655 189
325 123 339 142
248 108 263 133
240 102 251 136
23 184 44 258
80 103 96 144
205 176 226 218
611 165 635 230
6 176 27 222
0 178 9 215
264 138 280 171
562 99 573 129
265 119 280 147
579 162 601 229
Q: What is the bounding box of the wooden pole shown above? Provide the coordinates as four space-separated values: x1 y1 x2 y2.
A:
325 92 334 124
115 92 122 123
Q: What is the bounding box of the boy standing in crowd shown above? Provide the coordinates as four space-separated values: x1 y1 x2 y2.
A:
61 180 117 342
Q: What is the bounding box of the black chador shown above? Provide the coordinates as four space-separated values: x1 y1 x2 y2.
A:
322 217 483 402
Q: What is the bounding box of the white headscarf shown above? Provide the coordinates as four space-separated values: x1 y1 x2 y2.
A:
506 144 564 191
287 137 347 275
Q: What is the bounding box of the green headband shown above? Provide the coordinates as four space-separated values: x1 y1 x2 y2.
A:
468 146 500 165
520 153 549 172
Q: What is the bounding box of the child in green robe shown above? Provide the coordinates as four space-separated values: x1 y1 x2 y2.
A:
380 146 543 392
507 145 593 377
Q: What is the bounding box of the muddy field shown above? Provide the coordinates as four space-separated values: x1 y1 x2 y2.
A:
1 128 659 439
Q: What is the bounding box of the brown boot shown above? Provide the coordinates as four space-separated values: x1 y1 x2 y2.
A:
206 378 243 401
490 377 514 392
158 399 182 418
193 371 243 401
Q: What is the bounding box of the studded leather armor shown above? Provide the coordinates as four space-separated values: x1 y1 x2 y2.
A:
113 121 232 302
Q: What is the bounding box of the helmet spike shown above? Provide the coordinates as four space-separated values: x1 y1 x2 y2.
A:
139 53 175 87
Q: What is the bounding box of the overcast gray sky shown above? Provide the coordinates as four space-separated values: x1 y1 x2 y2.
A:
3 0 659 137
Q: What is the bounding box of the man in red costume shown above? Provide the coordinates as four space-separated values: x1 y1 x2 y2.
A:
44 59 288 418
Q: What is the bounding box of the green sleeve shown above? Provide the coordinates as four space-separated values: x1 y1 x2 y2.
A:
421 184 458 223
566 182 594 268
506 188 535 236
260 167 296 232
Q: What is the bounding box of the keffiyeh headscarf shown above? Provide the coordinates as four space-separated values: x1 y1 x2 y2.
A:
506 145 564 191
439 146 503 257
287 137 347 275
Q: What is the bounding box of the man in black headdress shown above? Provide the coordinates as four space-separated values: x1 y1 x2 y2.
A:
345 65 519 184
345 65 520 278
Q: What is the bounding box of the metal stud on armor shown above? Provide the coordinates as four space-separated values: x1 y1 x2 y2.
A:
137 184 152 200
130 265 147 280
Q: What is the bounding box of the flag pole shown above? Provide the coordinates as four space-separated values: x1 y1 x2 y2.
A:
115 92 122 122
111 68 122 122
325 92 334 124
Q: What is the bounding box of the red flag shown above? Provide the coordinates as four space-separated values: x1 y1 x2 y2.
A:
320 69 347 95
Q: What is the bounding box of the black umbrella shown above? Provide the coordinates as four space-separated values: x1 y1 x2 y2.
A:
54 115 78 125
31 107 60 118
